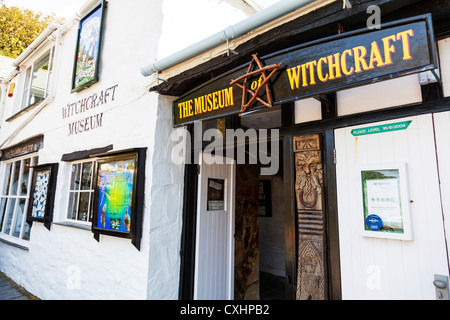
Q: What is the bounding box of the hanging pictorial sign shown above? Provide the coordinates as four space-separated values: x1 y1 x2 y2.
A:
359 163 413 240
173 14 437 127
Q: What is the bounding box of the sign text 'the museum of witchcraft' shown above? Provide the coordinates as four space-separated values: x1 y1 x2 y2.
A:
61 84 118 136
173 15 437 126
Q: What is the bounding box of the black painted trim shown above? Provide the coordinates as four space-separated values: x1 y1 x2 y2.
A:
61 144 113 161
178 125 198 300
323 129 341 300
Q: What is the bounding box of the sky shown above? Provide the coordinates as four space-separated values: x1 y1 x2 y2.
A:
2 0 280 18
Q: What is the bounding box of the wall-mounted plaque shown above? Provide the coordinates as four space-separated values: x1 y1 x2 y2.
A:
360 163 413 240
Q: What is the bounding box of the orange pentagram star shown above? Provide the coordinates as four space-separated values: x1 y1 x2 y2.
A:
230 54 282 113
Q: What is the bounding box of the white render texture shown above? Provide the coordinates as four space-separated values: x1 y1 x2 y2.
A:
0 0 244 300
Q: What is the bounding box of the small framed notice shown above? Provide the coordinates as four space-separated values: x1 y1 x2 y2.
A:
359 163 413 240
207 178 225 211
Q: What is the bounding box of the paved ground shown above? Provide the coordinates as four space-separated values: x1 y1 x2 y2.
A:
0 271 38 300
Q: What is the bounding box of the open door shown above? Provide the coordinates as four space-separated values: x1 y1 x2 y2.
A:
194 152 236 300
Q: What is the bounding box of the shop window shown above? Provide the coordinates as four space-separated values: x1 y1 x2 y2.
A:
67 160 95 223
0 154 39 240
21 47 55 109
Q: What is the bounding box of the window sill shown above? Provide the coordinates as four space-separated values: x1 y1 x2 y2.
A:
5 98 44 122
53 221 92 231
0 235 29 251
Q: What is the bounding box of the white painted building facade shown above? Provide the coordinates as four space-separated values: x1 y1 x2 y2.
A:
0 0 251 300
1 0 450 301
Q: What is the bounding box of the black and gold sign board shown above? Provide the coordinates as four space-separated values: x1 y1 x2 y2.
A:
173 15 436 127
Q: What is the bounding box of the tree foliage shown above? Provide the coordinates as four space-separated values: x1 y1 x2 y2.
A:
0 2 62 58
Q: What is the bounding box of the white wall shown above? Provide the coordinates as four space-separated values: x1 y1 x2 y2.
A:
337 74 422 116
431 111 450 287
145 94 186 299
0 0 158 300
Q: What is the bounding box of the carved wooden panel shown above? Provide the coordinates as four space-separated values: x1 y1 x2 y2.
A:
294 134 327 300
295 151 323 211
293 134 320 153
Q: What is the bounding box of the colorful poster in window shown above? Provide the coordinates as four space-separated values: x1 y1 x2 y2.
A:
31 170 50 219
72 2 104 92
26 163 58 231
95 157 135 234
